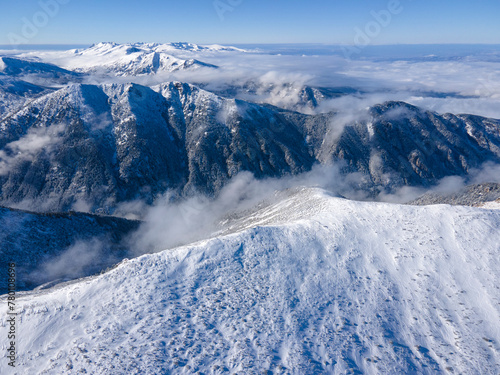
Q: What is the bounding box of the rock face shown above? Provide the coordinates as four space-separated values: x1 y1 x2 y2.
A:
0 82 314 212
287 101 500 192
0 82 500 213
409 183 500 207
0 205 139 293
154 83 314 193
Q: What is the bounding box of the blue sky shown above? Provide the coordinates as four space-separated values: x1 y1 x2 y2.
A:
1 0 500 45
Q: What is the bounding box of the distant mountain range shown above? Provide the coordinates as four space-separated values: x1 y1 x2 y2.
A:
64 42 220 76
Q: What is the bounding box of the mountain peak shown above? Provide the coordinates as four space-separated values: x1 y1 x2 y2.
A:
67 42 219 76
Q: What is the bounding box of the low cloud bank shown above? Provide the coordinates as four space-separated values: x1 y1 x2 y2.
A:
28 238 111 287
124 161 500 255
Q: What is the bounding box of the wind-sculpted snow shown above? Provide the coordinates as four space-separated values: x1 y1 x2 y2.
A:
1 188 499 374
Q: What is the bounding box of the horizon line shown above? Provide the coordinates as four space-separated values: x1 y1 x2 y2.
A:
1 42 500 47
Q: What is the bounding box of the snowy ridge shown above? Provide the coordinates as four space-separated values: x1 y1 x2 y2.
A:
0 57 78 79
1 188 500 374
2 82 500 212
50 43 220 76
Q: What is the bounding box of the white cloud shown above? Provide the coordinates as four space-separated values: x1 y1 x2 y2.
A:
15 44 500 119
29 238 111 285
0 123 66 176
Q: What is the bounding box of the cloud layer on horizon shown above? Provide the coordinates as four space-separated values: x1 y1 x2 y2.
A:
9 43 499 118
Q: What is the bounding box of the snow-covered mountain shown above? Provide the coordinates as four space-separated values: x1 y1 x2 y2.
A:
290 101 500 190
1 82 499 212
0 77 50 119
1 188 499 374
150 41 245 53
52 42 219 76
1 42 500 374
0 57 79 81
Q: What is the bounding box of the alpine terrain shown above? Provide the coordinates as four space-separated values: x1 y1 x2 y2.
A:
0 41 500 374
1 188 500 374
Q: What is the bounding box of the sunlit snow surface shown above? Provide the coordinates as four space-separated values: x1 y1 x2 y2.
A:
1 188 500 374
19 42 223 77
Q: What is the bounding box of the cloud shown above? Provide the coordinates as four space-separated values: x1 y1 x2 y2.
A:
28 238 113 286
376 185 426 204
71 198 92 213
16 44 500 119
470 162 500 184
432 176 467 195
406 96 500 119
125 164 368 255
377 162 500 204
0 123 66 176
382 106 415 121
318 96 373 144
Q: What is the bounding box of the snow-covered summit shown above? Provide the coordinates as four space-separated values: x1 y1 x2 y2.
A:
53 42 220 77
85 41 245 53
149 41 245 53
1 188 500 374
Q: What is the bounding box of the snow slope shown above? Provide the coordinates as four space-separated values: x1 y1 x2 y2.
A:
481 199 500 210
1 188 500 374
0 57 79 80
32 43 220 77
